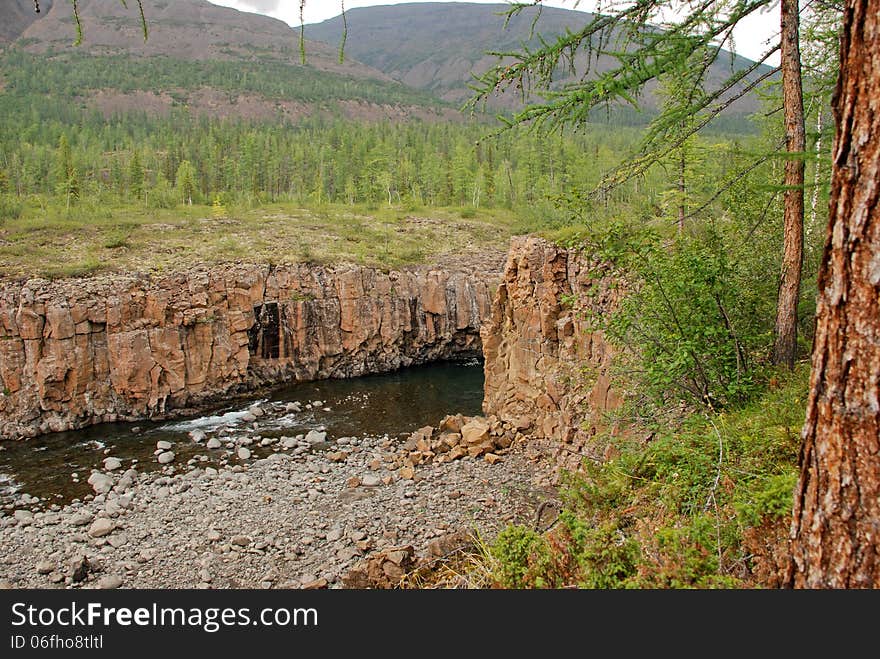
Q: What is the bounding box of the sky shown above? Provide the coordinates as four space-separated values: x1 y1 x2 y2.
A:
207 0 781 64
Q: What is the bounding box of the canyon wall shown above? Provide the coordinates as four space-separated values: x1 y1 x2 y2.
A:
481 236 622 476
0 261 494 439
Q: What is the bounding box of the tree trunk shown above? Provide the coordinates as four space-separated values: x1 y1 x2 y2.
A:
787 0 880 588
677 147 686 233
772 0 807 368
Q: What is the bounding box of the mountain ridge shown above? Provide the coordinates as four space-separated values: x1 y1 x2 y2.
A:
14 0 388 80
0 0 458 123
306 2 773 115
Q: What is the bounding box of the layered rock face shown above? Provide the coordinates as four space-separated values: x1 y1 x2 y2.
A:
481 236 622 476
0 262 493 439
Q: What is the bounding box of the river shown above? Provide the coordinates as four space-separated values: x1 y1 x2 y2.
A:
0 359 484 511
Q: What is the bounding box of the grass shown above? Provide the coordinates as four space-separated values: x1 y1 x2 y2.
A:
0 197 520 281
481 364 810 589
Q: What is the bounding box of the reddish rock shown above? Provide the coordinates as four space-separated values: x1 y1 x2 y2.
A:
0 260 497 439
481 237 622 481
342 545 415 589
461 417 491 445
438 414 464 433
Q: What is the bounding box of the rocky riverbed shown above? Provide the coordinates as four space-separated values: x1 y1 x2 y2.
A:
0 414 553 589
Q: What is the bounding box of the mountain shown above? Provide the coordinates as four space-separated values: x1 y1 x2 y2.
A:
15 0 386 78
0 0 52 45
307 2 772 115
0 0 454 122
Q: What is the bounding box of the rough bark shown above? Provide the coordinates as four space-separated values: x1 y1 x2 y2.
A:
787 0 880 588
772 0 807 368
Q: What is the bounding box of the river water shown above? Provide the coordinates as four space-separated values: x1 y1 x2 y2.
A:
0 359 484 511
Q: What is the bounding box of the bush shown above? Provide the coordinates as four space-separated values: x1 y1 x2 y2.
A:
574 220 775 410
491 515 640 589
0 194 23 221
102 228 131 249
637 514 741 588
491 526 549 589
148 176 177 209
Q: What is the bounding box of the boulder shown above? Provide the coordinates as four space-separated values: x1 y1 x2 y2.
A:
461 418 491 446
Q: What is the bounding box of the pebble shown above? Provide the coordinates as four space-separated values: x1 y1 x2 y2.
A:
0 415 537 590
206 438 222 449
336 546 360 561
88 473 114 494
36 561 55 575
157 451 175 464
103 457 123 471
88 518 115 538
99 575 123 589
156 441 172 451
305 430 327 444
189 430 207 443
108 534 128 548
237 447 251 460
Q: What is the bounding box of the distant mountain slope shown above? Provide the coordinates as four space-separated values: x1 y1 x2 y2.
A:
1 0 456 122
15 0 386 79
307 2 773 115
0 0 53 45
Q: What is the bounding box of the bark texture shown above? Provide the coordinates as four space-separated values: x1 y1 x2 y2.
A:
787 0 880 588
773 0 807 368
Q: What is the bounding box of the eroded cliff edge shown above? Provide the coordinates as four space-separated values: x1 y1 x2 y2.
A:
481 236 622 478
0 259 499 439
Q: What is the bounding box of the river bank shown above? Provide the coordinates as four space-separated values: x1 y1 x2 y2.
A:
0 422 550 589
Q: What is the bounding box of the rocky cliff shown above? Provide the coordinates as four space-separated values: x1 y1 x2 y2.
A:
481 236 622 477
0 261 493 439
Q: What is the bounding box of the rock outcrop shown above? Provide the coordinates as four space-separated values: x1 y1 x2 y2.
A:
481 236 622 477
0 261 494 439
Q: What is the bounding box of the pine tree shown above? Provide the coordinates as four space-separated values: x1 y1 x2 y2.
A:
129 150 144 203
176 159 196 206
54 133 79 211
787 0 880 588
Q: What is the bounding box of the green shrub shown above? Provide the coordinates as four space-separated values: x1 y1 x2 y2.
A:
0 194 23 221
102 228 131 249
735 471 798 527
637 515 741 588
574 220 774 410
491 525 549 589
561 516 640 589
147 175 177 209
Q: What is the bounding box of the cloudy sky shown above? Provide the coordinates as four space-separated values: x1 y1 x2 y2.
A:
207 1 781 64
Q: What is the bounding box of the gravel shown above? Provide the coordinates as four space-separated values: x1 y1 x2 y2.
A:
0 432 549 589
